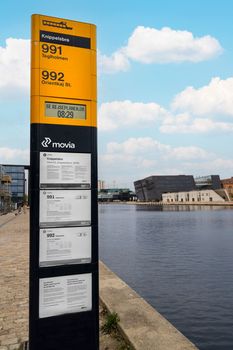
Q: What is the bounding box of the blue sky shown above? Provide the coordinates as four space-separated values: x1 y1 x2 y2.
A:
1 0 233 189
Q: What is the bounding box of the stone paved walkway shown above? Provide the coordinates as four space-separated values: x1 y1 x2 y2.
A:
0 212 130 350
0 212 29 350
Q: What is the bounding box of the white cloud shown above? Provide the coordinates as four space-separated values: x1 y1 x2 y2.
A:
100 26 222 73
98 50 130 74
172 77 233 117
182 158 233 176
99 137 233 187
157 76 233 133
0 38 30 96
99 97 233 134
98 100 169 131
125 26 222 64
0 147 29 163
169 146 209 160
106 137 170 155
160 115 233 133
105 137 209 161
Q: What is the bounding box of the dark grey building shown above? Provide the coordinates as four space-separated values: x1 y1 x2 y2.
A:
134 175 196 201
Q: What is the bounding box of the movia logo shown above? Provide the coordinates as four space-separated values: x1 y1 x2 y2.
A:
41 137 76 149
41 137 51 147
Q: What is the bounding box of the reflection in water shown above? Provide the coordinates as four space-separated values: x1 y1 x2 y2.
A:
135 204 233 211
99 204 233 350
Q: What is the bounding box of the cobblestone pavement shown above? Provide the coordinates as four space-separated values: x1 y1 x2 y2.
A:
0 212 29 350
0 212 129 350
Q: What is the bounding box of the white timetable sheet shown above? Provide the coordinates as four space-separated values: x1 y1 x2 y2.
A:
39 274 92 318
39 226 91 266
40 152 91 188
39 189 91 227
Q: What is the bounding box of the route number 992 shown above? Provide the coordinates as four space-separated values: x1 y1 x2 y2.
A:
42 70 64 81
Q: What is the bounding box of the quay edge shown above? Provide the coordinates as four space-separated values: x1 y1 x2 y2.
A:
98 201 233 206
99 261 198 350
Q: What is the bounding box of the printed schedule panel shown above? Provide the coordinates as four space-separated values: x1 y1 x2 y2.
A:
39 273 92 318
39 226 91 266
40 152 91 188
39 189 91 227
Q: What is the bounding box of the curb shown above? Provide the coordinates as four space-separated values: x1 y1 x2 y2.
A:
99 261 198 350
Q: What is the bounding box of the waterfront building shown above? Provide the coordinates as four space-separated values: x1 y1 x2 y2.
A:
134 175 196 201
162 189 226 203
98 188 136 202
1 164 29 206
194 175 221 190
98 180 105 191
221 177 233 200
0 165 12 213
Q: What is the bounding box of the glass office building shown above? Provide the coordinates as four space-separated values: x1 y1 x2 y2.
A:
1 165 26 205
194 175 221 190
0 165 12 213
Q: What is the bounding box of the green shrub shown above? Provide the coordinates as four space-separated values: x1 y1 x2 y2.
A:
101 311 120 334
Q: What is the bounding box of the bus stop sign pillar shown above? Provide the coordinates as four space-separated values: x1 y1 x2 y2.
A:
29 14 98 350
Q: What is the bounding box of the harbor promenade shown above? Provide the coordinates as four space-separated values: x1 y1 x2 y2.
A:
0 211 130 350
0 212 29 349
0 211 197 350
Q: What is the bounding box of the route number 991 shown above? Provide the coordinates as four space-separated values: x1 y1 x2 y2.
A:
42 44 62 55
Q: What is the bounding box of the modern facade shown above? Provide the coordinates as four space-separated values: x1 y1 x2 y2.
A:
194 175 221 190
0 165 12 213
98 180 105 191
1 164 29 206
162 189 226 203
221 177 233 200
134 175 196 201
98 188 136 202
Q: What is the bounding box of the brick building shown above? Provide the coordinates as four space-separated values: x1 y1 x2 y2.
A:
221 177 233 199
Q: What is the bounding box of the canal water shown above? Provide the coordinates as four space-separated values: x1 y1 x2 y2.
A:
99 204 233 350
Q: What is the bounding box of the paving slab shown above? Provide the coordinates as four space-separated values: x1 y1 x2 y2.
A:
0 212 29 349
0 211 198 349
0 212 130 350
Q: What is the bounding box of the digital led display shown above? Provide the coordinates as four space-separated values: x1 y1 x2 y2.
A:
45 101 86 119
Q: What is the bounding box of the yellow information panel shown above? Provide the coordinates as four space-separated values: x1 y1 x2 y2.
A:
31 14 97 126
